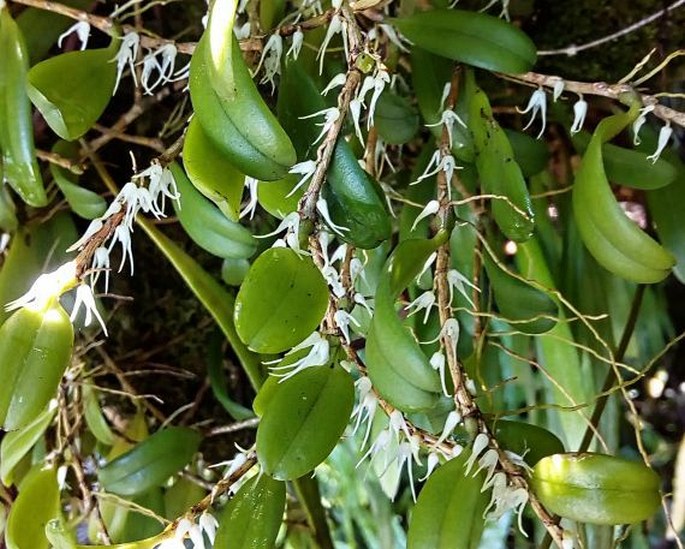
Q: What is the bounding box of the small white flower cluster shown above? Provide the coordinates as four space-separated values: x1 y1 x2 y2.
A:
264 331 330 382
465 433 530 535
317 1 348 74
633 105 673 163
153 513 218 549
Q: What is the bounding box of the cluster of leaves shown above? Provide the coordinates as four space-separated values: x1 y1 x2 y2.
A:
0 0 684 548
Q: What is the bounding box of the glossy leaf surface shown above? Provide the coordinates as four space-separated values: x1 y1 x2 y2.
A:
182 117 245 221
27 41 117 140
234 248 328 354
375 91 419 145
170 162 256 259
393 9 537 73
407 450 488 549
257 366 354 480
214 474 286 548
1 402 57 486
51 141 106 219
98 427 201 496
0 302 74 431
492 420 564 466
0 8 47 207
532 453 661 525
6 466 59 549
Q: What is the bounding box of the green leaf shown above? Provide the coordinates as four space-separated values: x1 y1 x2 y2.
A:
256 365 354 480
1 402 57 486
181 117 245 221
98 427 201 496
572 131 676 190
214 474 286 548
27 40 117 140
407 450 488 549
170 162 256 260
138 216 264 389
0 8 47 207
505 129 550 177
393 9 537 73
483 253 558 334
83 382 115 446
221 257 250 286
374 91 419 145
257 174 304 220
532 453 661 525
0 302 74 431
234 248 329 354
51 141 106 219
6 466 60 549
492 419 565 466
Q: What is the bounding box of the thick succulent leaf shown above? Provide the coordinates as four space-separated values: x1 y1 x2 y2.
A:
532 453 661 525
256 365 354 480
0 8 46 207
0 303 74 431
27 41 117 140
375 91 419 145
234 248 329 354
181 117 245 221
491 419 565 466
170 162 256 260
6 466 60 549
1 402 57 486
393 9 537 73
407 450 488 549
572 131 676 190
51 141 106 219
206 330 254 420
98 427 201 496
214 474 286 548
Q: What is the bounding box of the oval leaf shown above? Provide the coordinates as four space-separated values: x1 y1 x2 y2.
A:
492 419 564 466
98 426 201 496
532 452 661 525
256 365 354 480
27 41 117 140
234 248 328 354
393 9 537 73
407 450 488 549
214 474 286 549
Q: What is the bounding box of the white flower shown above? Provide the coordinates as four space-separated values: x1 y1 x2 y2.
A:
188 523 205 549
464 433 489 476
256 212 307 255
367 69 390 129
316 197 349 236
518 87 547 139
5 261 77 312
267 332 330 381
321 72 347 96
334 309 359 343
109 225 135 275
632 104 655 145
647 122 673 163
426 109 467 149
239 177 259 220
322 264 345 298
199 513 218 545
67 218 104 252
300 107 340 145
354 292 373 315
70 283 108 335
287 160 317 198
112 32 140 94
429 351 450 397
552 78 565 102
569 96 588 134
406 291 436 324
447 268 479 308
396 440 422 502
351 377 377 450
356 428 391 468
255 34 283 93
410 199 439 231
234 21 251 39
418 450 441 481
377 24 411 52
434 410 462 446
140 44 178 94
90 247 111 294
317 13 344 74
349 97 365 144
388 409 413 444
58 21 90 50
286 29 304 61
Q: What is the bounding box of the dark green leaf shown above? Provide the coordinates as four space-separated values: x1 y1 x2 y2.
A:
375 91 419 145
234 248 329 354
256 366 354 480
